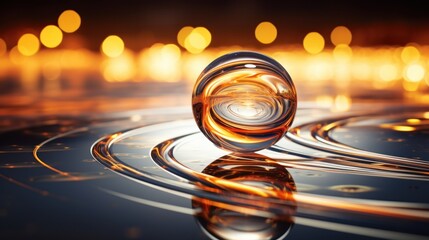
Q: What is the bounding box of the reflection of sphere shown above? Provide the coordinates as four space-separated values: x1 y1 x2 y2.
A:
193 153 296 240
192 51 297 152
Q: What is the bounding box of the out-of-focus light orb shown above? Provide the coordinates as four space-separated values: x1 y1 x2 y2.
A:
404 63 425 82
102 49 136 82
0 38 6 56
58 10 81 33
333 44 352 61
101 35 125 58
184 27 211 54
183 53 213 82
334 95 351 112
316 95 334 108
255 21 277 44
194 27 211 46
177 26 194 47
42 61 61 81
379 64 398 82
138 43 182 82
17 33 40 56
9 46 22 64
401 45 420 63
303 32 325 54
330 26 352 46
352 62 371 80
305 53 333 81
40 25 63 48
424 112 429 119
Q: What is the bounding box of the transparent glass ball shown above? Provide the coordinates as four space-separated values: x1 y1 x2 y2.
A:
192 51 297 152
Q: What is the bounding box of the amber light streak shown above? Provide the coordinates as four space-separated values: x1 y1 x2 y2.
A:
32 128 88 181
96 130 429 222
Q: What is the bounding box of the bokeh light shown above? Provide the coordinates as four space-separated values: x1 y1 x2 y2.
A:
40 25 63 48
101 35 125 58
102 49 136 82
316 95 334 108
177 26 194 48
58 10 81 33
0 38 6 56
401 45 420 63
330 26 352 46
404 63 425 82
333 44 353 61
378 64 398 82
17 33 40 56
334 94 351 112
184 27 211 54
255 21 277 44
303 32 325 54
138 43 182 82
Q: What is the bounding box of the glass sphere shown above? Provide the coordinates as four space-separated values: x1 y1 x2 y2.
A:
192 51 297 152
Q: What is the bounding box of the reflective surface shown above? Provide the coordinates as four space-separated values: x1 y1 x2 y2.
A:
1 103 429 239
192 51 297 152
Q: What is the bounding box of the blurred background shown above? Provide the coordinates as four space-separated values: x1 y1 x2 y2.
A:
1 0 429 116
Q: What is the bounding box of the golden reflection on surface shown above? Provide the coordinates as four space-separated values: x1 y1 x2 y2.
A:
406 118 421 124
392 126 416 132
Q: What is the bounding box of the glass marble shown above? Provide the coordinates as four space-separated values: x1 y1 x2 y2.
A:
192 51 297 152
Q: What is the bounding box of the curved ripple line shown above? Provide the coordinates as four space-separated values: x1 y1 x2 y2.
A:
287 113 429 170
90 121 429 221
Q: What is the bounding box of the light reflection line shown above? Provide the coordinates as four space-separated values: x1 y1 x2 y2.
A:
95 126 429 221
33 127 88 180
294 217 429 240
0 173 49 196
101 188 198 215
100 188 429 240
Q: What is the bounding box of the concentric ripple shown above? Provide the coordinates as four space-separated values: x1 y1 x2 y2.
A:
7 104 428 239
91 106 429 239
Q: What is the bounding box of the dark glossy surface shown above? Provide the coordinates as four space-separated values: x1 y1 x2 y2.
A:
1 103 429 239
